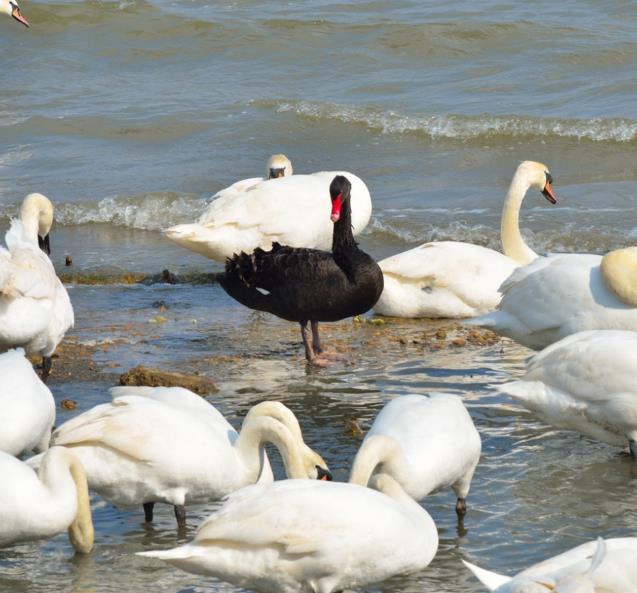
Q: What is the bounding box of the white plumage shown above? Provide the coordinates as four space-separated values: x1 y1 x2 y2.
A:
0 447 93 553
373 161 557 318
165 171 372 262
0 348 55 456
472 253 637 350
499 330 637 451
350 393 481 514
0 193 74 364
464 537 637 592
138 475 438 593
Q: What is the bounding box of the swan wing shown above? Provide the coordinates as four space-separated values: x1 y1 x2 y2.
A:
51 396 199 463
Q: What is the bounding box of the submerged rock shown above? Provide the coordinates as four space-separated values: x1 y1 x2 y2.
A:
119 365 218 395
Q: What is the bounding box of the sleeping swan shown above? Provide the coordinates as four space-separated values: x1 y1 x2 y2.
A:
165 157 371 262
373 161 557 318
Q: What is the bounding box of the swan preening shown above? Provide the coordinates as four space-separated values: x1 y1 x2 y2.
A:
46 388 330 527
350 393 481 515
373 161 557 318
471 250 637 350
220 175 383 366
165 160 372 263
0 193 74 381
0 348 55 456
464 537 637 592
0 447 93 554
0 0 29 27
499 330 637 455
138 475 438 593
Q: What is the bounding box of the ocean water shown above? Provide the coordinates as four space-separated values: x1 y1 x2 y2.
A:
1 1 637 591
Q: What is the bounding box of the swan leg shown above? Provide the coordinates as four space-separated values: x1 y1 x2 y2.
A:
630 440 637 460
143 502 155 523
174 505 187 529
311 321 323 354
300 322 330 367
455 497 467 516
41 356 52 383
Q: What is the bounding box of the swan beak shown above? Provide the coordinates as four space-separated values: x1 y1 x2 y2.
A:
268 167 286 179
330 192 343 223
541 181 558 204
38 234 51 255
316 466 333 481
11 5 30 27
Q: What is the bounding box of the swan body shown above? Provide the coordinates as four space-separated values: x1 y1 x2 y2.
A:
373 161 557 318
350 393 481 514
0 193 74 378
0 348 55 456
499 330 637 451
165 170 372 262
138 475 438 593
464 537 637 592
472 252 637 350
219 176 383 365
0 447 93 553
47 392 329 520
0 0 29 26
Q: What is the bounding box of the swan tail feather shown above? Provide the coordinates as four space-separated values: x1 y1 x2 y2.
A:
462 559 512 591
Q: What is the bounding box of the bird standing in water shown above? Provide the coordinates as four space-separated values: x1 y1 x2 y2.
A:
220 175 383 366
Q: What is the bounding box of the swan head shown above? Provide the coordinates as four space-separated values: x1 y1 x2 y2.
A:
266 154 293 179
517 160 557 204
303 448 332 481
20 193 54 254
1 0 29 26
329 175 352 223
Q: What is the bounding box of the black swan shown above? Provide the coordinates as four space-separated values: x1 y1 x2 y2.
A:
219 175 384 366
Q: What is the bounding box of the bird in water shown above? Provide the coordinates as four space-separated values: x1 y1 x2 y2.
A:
219 175 383 366
0 0 29 27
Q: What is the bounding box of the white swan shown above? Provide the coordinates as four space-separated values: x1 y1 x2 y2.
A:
0 447 93 553
0 0 29 27
350 393 481 515
0 348 55 456
165 167 372 262
0 193 74 381
47 393 330 527
138 474 438 593
464 537 637 592
499 330 637 454
471 247 637 350
373 161 557 318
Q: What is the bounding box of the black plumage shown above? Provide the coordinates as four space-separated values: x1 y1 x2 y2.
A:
219 175 384 365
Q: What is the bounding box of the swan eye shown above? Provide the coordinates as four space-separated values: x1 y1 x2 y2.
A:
545 171 554 184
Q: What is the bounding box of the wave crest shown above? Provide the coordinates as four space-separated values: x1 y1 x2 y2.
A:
266 100 637 143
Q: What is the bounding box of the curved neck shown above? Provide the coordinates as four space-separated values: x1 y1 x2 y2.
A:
332 199 357 254
500 174 537 265
235 416 307 479
39 448 94 554
349 435 400 487
20 194 53 245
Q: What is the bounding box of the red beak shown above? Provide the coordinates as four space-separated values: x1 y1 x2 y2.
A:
330 192 342 222
12 5 30 27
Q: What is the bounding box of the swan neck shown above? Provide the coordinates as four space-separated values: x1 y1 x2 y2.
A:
243 401 303 443
332 199 356 253
38 448 94 554
500 174 537 265
20 193 53 244
236 417 307 479
67 455 94 554
349 435 398 487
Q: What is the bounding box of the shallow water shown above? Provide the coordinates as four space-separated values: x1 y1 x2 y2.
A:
2 0 637 591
